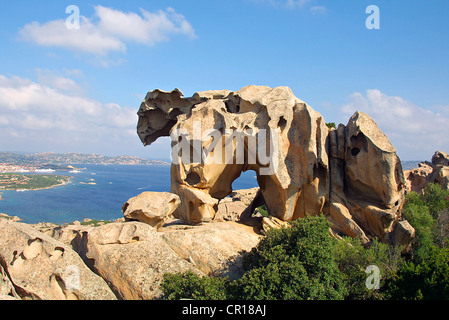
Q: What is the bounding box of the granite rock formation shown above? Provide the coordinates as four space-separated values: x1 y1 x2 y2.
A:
137 85 414 245
42 218 260 300
0 219 116 300
122 192 181 230
404 151 449 193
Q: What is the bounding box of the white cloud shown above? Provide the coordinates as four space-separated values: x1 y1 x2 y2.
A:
18 6 196 56
252 0 327 11
96 6 196 46
19 17 125 55
0 74 139 154
341 89 449 160
309 6 328 15
285 0 312 9
36 68 83 94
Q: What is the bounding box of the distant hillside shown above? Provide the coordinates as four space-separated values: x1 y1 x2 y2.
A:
0 152 169 166
401 161 421 170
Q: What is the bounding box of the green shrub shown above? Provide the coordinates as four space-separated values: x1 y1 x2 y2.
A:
161 271 230 300
386 245 449 300
402 192 436 263
334 237 403 300
161 215 348 300
385 183 449 299
402 184 449 262
236 215 347 300
253 204 269 217
422 183 449 219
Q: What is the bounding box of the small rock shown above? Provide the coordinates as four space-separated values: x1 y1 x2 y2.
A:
122 192 181 230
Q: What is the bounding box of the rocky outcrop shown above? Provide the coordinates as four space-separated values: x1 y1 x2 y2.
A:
215 187 260 222
43 219 260 299
160 220 262 280
137 85 414 245
0 219 116 300
122 192 181 230
138 86 329 226
404 151 449 193
80 222 202 300
328 112 413 244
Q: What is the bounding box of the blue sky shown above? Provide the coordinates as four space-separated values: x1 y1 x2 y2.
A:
0 0 448 161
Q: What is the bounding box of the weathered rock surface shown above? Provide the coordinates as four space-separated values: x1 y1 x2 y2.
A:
404 151 449 193
328 112 413 244
78 222 203 300
137 85 414 245
215 187 260 222
122 191 181 230
0 219 116 300
432 151 449 166
160 220 262 279
41 218 263 299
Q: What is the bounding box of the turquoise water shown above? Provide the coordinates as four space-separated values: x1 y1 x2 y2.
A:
0 164 258 224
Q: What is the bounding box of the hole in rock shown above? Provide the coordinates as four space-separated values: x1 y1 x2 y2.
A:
351 148 360 157
185 172 201 186
278 116 287 132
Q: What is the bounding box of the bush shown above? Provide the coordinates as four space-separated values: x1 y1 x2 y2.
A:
402 191 436 263
236 215 347 300
161 215 347 300
402 184 449 262
422 183 449 219
386 245 449 300
253 204 269 217
384 183 449 299
161 271 230 300
334 237 403 300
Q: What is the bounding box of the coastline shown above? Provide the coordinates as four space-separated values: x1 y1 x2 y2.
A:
0 176 72 192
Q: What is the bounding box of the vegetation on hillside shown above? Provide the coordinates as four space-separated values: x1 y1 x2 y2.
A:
161 183 449 300
0 151 167 165
0 173 71 190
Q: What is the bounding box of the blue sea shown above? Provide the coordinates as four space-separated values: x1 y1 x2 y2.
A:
0 165 258 224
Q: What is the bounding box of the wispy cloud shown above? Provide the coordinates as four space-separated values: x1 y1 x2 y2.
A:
252 0 327 13
0 74 138 153
341 89 449 160
18 6 196 56
309 6 328 15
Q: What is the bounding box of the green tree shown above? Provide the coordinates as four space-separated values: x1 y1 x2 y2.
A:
162 215 347 300
385 183 449 299
334 237 403 300
161 271 230 300
402 191 436 263
422 183 449 219
236 215 346 300
386 245 449 300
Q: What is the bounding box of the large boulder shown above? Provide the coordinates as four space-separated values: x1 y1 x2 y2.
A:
0 219 116 300
160 220 262 280
328 112 413 244
137 85 413 245
80 222 202 300
44 219 263 299
215 187 260 222
122 192 181 230
404 151 449 193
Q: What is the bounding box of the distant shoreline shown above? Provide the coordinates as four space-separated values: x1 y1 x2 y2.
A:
0 173 72 193
17 178 72 192
0 151 171 168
